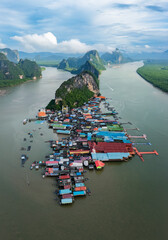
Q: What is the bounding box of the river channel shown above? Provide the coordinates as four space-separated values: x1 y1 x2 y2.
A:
0 62 167 240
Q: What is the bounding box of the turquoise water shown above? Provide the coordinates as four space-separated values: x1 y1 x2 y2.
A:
0 63 167 240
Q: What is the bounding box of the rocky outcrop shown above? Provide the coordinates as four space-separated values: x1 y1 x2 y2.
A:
57 59 69 70
70 72 99 94
55 71 99 101
0 48 19 63
0 53 42 87
101 48 131 64
0 53 23 81
57 50 105 72
71 61 100 78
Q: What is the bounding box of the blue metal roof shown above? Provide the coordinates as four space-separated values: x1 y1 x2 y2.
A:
73 191 86 196
75 183 85 187
59 189 72 195
61 198 73 204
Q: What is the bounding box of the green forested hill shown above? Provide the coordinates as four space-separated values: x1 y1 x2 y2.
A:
137 63 168 92
71 61 100 79
57 50 105 72
0 53 8 60
0 54 41 87
46 71 99 110
18 59 41 78
47 50 103 110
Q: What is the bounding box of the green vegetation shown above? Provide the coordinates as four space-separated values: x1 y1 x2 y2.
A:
18 59 41 78
0 54 42 87
89 55 105 71
0 58 23 83
137 63 168 92
41 67 46 71
46 99 62 111
0 53 8 60
57 50 105 73
46 50 102 111
46 86 94 110
0 78 31 87
55 71 99 98
72 61 100 79
61 86 94 108
55 76 75 98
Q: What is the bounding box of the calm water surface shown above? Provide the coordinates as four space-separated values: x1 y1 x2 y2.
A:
0 63 167 240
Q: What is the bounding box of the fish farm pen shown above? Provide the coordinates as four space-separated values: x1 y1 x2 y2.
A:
22 96 158 205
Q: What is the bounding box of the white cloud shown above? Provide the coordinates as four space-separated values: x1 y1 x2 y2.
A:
1 0 167 52
11 32 58 52
145 45 151 49
11 32 114 53
57 39 92 53
11 32 92 53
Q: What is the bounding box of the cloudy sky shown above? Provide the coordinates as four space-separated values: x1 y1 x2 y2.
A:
0 0 168 53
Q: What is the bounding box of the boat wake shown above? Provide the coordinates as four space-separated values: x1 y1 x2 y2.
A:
106 83 114 92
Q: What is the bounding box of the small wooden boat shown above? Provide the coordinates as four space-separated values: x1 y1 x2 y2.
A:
21 154 28 166
87 188 91 196
27 146 31 151
23 119 27 125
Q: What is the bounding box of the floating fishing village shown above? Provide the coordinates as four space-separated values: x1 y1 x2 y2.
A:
21 96 158 205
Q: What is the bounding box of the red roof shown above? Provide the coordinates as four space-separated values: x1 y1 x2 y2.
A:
59 174 70 180
64 185 71 189
95 160 105 168
62 194 73 199
89 142 134 153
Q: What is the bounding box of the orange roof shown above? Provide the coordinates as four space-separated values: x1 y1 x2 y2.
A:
98 96 106 99
38 111 47 117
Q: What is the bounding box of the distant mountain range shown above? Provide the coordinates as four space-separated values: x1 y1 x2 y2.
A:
19 51 81 62
1 47 168 66
125 50 168 61
101 48 132 64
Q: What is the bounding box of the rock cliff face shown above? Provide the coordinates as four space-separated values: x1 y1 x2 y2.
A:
101 48 131 64
0 48 19 63
69 72 99 94
57 50 105 72
57 59 69 69
55 71 99 100
47 54 102 110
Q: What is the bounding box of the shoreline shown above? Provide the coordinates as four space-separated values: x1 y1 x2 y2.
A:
137 64 168 93
0 89 7 96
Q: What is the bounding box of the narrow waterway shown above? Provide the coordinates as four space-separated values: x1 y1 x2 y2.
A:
0 63 167 240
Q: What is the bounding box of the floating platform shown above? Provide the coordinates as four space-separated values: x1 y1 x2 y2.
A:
56 130 71 135
128 134 147 140
133 147 158 162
